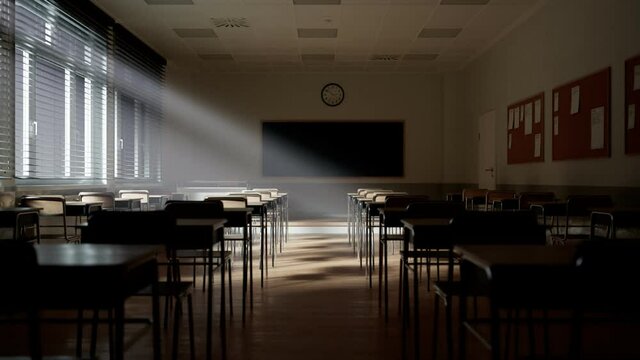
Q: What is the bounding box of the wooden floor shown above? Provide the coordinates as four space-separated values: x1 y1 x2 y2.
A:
1 221 638 359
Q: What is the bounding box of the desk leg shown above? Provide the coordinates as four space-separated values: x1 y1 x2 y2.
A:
401 231 410 360
242 223 248 323
220 236 227 359
413 249 420 360
459 261 468 360
114 302 125 360
207 249 213 360
152 265 161 360
249 220 254 310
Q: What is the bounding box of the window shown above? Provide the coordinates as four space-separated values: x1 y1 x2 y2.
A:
9 0 164 183
113 24 164 182
0 0 13 178
14 0 108 181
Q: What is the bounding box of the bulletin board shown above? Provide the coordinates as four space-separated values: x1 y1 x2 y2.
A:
507 92 545 164
625 55 640 154
551 68 611 161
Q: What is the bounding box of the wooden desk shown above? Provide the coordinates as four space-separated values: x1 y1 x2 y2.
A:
401 218 452 360
35 244 161 360
176 218 226 360
454 244 577 360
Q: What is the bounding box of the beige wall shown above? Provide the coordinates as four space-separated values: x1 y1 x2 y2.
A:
446 0 640 187
163 69 444 187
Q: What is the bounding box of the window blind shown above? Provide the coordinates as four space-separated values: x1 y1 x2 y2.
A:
113 24 164 182
0 0 13 178
14 0 109 180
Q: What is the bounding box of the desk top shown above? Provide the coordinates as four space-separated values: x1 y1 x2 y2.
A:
0 207 39 214
454 245 577 271
35 244 161 268
402 218 452 230
176 218 226 229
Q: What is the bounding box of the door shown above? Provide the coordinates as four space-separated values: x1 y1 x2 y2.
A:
478 110 496 190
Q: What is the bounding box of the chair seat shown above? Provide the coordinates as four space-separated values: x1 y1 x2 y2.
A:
433 280 463 299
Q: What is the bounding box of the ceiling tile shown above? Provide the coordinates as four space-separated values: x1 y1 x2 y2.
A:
297 28 339 38
294 5 342 28
424 4 484 28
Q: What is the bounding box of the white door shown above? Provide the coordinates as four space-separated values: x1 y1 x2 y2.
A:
478 110 496 190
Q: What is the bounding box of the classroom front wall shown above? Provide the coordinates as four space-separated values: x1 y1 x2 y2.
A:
162 69 445 215
446 0 640 188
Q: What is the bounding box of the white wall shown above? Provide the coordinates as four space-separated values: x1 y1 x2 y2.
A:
445 0 640 187
163 69 444 187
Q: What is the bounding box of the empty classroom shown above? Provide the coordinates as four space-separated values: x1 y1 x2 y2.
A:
1 0 640 359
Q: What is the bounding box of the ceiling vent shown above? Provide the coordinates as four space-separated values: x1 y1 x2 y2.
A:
403 53 438 61
212 17 249 28
293 0 341 4
297 28 338 38
370 54 400 61
418 28 462 38
144 0 193 4
174 28 217 38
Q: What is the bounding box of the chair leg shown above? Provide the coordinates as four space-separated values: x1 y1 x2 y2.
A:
228 258 234 318
433 296 440 360
76 309 84 359
445 295 453 360
172 297 182 360
28 308 42 360
90 309 99 359
398 257 403 316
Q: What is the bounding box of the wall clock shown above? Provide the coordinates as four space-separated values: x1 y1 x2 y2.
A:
321 83 344 107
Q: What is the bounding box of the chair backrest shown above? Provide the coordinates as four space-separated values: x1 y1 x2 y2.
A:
228 192 262 205
384 195 430 209
461 188 488 209
365 190 394 200
85 210 172 245
405 200 465 219
205 196 247 209
164 200 225 249
451 210 546 245
251 188 279 197
19 195 66 216
357 188 384 196
79 192 115 210
0 191 15 208
518 191 555 210
566 195 613 216
485 190 516 210
373 192 408 203
118 190 149 204
242 190 272 202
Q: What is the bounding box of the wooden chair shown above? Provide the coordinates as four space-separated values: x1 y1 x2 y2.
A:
0 191 15 208
563 195 613 244
485 190 516 211
79 191 116 210
19 195 78 243
118 189 149 210
432 211 546 360
461 188 488 210
84 210 196 360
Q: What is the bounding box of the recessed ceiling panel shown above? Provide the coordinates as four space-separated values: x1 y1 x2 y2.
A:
440 0 489 4
293 0 341 4
144 0 193 4
418 28 462 38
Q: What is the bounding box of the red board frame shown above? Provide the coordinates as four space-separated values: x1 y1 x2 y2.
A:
625 55 640 154
551 68 611 161
507 92 545 164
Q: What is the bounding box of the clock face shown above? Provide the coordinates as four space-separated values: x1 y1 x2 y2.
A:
321 83 344 107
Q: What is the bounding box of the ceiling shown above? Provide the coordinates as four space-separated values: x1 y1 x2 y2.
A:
91 0 543 73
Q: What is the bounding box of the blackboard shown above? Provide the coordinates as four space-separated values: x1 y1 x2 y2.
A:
262 121 404 177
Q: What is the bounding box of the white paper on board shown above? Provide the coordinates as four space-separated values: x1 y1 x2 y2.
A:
508 133 512 149
570 86 580 114
553 116 559 136
590 106 605 150
635 65 640 91
508 109 514 129
629 104 636 130
524 102 533 135
534 133 541 157
553 92 559 112
534 99 541 123
514 107 520 128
